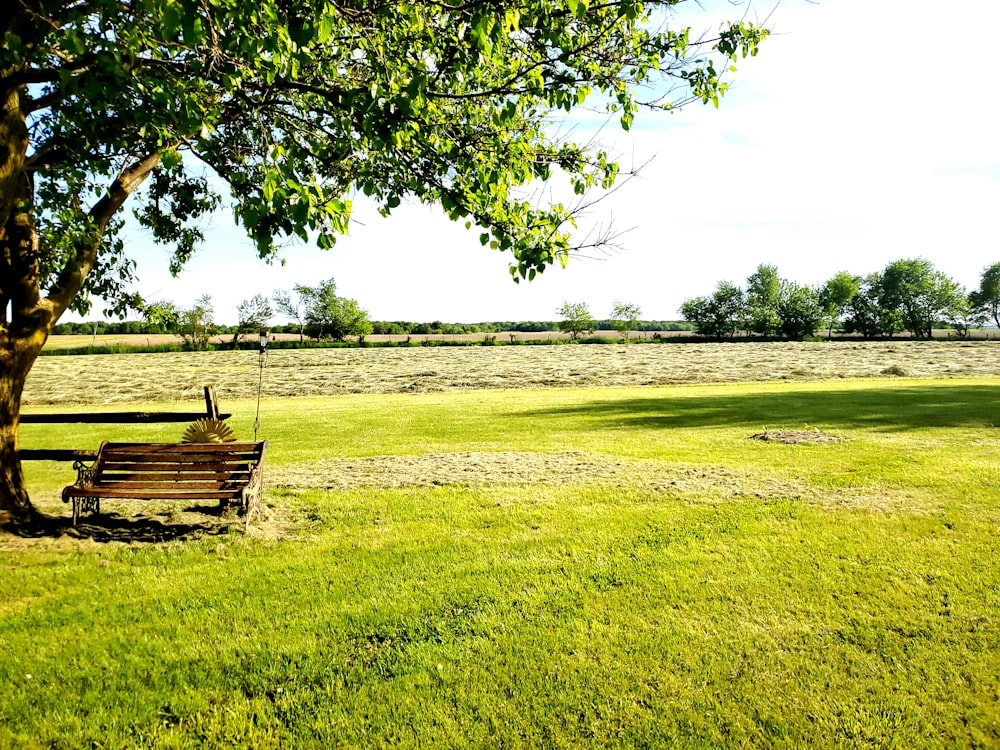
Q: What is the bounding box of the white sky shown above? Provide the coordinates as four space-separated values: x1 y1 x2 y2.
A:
88 0 1000 325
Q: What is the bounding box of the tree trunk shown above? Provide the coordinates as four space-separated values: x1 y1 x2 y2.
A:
1 72 168 528
0 79 39 524
0 338 43 525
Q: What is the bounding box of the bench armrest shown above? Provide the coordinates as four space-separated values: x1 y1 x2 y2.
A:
241 445 266 521
71 459 97 488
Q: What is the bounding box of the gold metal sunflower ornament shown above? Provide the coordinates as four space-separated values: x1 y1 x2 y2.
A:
182 418 237 444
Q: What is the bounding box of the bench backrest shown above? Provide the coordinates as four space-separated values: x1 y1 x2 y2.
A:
92 441 266 493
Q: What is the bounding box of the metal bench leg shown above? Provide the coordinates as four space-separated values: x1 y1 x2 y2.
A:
72 497 100 526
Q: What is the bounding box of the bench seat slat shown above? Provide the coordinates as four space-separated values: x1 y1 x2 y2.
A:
100 461 254 472
68 488 245 499
94 471 251 482
93 479 246 492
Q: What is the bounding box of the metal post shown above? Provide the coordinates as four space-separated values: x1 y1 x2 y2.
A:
253 331 268 441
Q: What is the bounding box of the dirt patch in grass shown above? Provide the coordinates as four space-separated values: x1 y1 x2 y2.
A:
271 450 795 496
748 430 845 444
272 451 628 490
270 450 934 515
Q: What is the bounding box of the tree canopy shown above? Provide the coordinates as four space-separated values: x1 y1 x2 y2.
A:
297 278 372 341
233 293 273 344
679 280 745 340
818 272 861 339
680 266 823 341
0 0 767 521
744 263 781 336
877 259 969 339
557 301 596 340
610 300 642 340
2 0 766 319
680 259 978 341
177 294 216 350
972 262 1000 329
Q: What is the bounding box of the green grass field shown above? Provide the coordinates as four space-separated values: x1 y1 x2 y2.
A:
4 377 1000 748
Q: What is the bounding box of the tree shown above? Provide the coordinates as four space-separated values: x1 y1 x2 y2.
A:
971 262 1000 329
775 282 823 340
610 301 642 341
949 294 982 338
818 272 861 339
843 273 897 339
177 295 215 350
878 259 968 339
745 264 781 337
298 278 372 341
273 288 308 343
337 299 374 344
0 2 767 521
679 281 746 340
142 301 181 334
557 301 596 341
745 265 824 340
233 294 273 345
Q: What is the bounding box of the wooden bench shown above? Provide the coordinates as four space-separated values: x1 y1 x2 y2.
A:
62 441 267 526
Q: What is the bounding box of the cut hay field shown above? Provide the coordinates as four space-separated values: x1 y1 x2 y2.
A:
6 342 1000 748
23 339 1000 406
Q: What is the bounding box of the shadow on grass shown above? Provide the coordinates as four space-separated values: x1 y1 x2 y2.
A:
3 503 238 543
525 383 1000 433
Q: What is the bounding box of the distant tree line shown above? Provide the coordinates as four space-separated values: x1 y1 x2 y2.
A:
680 259 1000 340
58 278 377 350
548 300 692 342
51 279 693 342
368 319 691 336
52 317 694 338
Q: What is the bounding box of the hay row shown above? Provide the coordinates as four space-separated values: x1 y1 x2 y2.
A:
23 340 1000 406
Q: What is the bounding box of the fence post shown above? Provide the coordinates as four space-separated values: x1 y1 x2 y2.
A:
204 386 220 420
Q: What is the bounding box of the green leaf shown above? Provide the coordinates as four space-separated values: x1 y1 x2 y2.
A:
159 2 182 38
160 150 182 170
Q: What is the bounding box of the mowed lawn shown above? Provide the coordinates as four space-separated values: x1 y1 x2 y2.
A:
3 375 1000 748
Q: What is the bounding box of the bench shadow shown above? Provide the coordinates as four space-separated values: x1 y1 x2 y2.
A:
5 504 239 543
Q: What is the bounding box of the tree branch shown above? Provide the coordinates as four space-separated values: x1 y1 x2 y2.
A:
45 148 170 319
